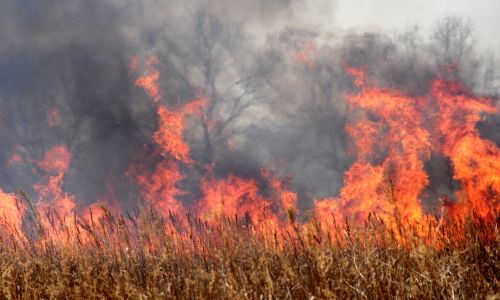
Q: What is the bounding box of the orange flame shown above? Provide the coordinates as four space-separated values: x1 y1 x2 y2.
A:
316 68 430 227
34 145 76 230
130 56 210 216
262 168 298 214
153 99 209 164
131 158 186 215
197 169 277 227
134 57 162 102
315 67 499 231
0 189 24 235
432 79 499 218
0 55 493 249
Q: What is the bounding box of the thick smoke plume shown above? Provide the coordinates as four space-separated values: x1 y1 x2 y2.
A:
0 0 498 218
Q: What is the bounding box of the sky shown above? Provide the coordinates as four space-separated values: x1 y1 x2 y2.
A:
333 0 500 50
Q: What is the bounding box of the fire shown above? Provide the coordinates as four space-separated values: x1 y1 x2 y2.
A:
34 145 76 230
262 168 298 217
315 67 499 230
432 78 500 218
131 57 280 229
197 169 277 227
294 41 316 68
134 57 162 102
0 189 24 234
129 57 211 216
315 68 429 227
82 176 121 222
0 54 497 250
153 99 209 164
131 158 186 215
129 55 139 73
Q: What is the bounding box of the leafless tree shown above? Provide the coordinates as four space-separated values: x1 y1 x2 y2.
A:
158 8 272 166
431 15 480 84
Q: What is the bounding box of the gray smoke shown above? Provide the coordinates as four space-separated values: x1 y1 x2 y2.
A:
0 1 498 213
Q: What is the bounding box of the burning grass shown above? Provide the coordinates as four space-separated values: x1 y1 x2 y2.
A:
0 57 498 299
0 193 497 299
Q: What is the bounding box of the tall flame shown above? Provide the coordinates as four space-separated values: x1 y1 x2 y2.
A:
315 68 429 227
315 67 499 229
432 78 499 218
153 99 209 164
34 145 76 230
130 57 209 216
0 189 24 235
0 55 496 249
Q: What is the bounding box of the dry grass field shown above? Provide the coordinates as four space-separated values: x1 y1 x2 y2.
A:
0 195 497 299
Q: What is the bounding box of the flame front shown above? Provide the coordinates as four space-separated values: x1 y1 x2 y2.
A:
315 68 429 228
34 145 76 232
432 78 500 218
0 56 497 249
315 67 499 230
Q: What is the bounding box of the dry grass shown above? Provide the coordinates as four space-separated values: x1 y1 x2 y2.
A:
0 196 498 299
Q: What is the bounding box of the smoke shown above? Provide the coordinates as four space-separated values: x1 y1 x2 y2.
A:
0 0 144 202
0 1 498 213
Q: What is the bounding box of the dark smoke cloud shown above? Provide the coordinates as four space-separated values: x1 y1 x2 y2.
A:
0 1 498 213
0 0 331 206
0 0 142 201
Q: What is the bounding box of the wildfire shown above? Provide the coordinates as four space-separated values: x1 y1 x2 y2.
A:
294 41 316 68
34 145 76 231
315 67 499 231
0 55 497 249
153 99 209 164
432 78 500 218
0 189 24 234
134 57 162 103
315 68 429 228
197 171 276 225
262 168 298 218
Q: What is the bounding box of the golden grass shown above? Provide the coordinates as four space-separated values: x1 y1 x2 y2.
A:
0 194 498 299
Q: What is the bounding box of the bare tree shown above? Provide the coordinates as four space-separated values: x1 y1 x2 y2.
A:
431 15 480 84
158 8 272 166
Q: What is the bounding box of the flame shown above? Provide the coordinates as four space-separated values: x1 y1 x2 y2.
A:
153 99 209 164
130 97 208 216
0 54 496 250
0 189 24 234
262 168 298 215
315 67 499 231
197 169 278 227
131 56 280 226
82 175 121 222
34 145 76 230
129 55 139 73
432 78 499 218
130 57 211 216
131 158 186 215
294 41 316 68
316 68 430 228
134 57 162 102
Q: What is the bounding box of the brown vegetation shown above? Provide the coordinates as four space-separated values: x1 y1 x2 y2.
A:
0 194 497 299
